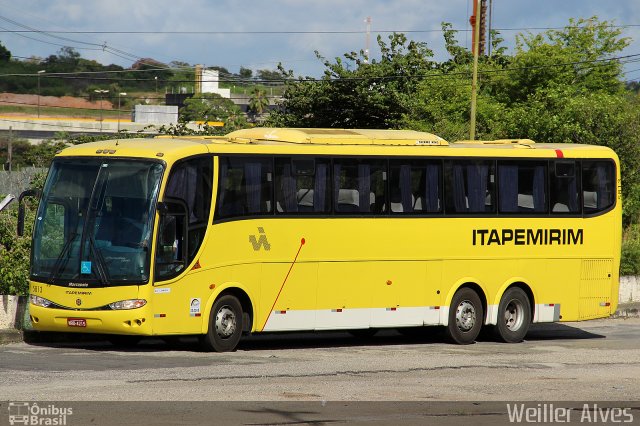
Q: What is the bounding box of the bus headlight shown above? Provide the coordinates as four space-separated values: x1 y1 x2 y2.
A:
108 299 147 310
31 295 53 308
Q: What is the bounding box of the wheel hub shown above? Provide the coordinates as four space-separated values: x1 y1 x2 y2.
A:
455 301 476 332
215 306 237 338
504 299 524 331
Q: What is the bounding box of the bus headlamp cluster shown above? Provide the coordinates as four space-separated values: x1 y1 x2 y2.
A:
30 295 53 308
108 299 147 310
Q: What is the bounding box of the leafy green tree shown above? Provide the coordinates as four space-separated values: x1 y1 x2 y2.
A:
247 87 270 122
268 33 436 129
180 93 245 125
0 41 10 62
239 66 253 79
0 171 44 295
257 69 282 81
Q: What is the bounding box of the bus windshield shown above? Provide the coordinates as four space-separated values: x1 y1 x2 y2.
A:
31 158 164 286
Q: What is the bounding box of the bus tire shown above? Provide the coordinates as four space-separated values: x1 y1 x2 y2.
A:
200 295 243 352
446 287 483 345
494 287 531 343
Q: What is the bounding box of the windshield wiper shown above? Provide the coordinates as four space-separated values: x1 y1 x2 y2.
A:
88 235 109 285
48 232 78 284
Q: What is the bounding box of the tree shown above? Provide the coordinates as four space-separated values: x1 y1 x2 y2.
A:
247 88 270 122
0 42 10 62
267 33 437 129
239 66 253 79
257 69 282 81
180 93 248 131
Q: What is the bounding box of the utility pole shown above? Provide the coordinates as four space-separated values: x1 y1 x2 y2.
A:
479 0 487 56
117 92 127 133
37 70 45 118
7 126 12 172
94 89 108 132
364 16 372 64
469 0 482 140
487 0 493 57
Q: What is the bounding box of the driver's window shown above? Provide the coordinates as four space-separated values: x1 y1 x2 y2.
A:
155 156 213 281
155 212 186 279
40 203 66 258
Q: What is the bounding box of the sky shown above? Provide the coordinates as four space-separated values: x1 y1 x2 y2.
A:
1 0 640 81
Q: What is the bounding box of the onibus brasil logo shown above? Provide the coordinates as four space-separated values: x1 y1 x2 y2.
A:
7 402 73 426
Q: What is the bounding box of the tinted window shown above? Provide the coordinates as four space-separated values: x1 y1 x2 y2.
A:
550 161 580 213
445 160 495 213
333 159 386 214
215 157 273 219
389 160 441 213
582 160 615 213
498 161 547 213
275 157 330 214
164 156 213 263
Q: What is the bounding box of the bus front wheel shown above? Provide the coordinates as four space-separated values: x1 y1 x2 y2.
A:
446 288 483 345
200 295 243 352
494 287 531 343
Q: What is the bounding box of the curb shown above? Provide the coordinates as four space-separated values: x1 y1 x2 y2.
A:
0 329 22 345
611 302 640 319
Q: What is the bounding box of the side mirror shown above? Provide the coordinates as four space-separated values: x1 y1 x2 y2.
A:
0 194 14 212
17 189 41 237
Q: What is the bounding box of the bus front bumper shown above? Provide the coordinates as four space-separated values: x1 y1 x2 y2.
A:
29 304 153 335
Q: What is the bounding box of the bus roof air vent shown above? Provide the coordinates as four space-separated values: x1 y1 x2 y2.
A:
454 139 536 147
225 128 448 146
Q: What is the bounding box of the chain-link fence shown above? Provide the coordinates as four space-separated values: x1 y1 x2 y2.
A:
0 168 44 197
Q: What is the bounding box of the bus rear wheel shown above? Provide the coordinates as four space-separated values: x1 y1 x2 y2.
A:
200 295 243 352
446 288 483 345
494 287 531 343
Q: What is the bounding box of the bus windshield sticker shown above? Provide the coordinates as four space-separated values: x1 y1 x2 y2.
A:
80 261 92 275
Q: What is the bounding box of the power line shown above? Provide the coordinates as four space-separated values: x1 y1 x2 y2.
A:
1 52 635 84
1 24 640 35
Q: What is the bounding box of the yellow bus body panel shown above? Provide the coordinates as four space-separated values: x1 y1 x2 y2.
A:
28 129 622 337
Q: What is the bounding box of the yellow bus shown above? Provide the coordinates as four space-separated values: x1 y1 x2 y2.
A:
23 128 621 351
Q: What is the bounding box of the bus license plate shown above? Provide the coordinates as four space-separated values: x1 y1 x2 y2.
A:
67 318 87 327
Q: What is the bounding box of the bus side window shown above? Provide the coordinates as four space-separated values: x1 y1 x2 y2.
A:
333 159 386 214
163 156 213 265
550 161 580 214
275 158 330 214
582 160 615 214
498 161 547 214
444 160 495 214
389 160 441 214
216 157 273 219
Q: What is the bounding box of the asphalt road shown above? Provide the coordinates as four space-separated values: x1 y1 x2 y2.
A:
1 319 639 424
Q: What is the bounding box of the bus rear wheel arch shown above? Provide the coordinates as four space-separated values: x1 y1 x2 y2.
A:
494 286 532 343
200 294 244 352
446 287 484 345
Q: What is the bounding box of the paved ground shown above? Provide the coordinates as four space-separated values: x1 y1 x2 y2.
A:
1 318 639 402
1 319 639 424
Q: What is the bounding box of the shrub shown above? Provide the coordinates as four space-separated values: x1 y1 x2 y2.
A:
621 225 640 276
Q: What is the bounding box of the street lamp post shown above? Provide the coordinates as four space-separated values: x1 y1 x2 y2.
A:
117 92 127 133
37 70 45 118
94 89 109 132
